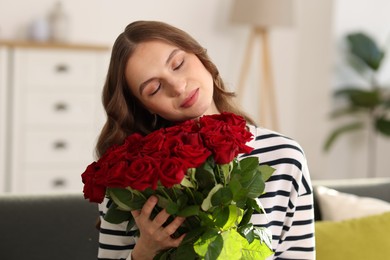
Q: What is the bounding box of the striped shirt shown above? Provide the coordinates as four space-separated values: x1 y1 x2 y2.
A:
97 125 316 259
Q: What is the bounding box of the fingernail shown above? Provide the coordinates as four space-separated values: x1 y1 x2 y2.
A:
149 196 157 203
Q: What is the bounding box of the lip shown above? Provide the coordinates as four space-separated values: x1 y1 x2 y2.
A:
180 88 199 108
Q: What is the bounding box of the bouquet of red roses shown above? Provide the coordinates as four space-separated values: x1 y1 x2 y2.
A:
82 112 274 259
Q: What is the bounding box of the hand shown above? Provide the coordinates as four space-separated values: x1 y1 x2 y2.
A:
130 196 186 260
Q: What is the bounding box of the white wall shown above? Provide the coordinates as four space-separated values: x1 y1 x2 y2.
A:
329 0 390 179
3 0 387 180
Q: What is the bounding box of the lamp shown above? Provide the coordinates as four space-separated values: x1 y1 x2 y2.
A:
231 0 294 131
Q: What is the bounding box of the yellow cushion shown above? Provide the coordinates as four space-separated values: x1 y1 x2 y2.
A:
315 211 390 260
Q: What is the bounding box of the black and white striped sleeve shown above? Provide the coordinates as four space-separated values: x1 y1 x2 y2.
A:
245 125 315 259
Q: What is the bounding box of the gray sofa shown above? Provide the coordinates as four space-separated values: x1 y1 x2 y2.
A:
312 178 390 221
1 178 389 259
0 193 99 260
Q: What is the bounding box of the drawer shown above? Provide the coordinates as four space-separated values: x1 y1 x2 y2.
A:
25 92 98 126
22 168 84 193
23 130 97 164
15 49 99 89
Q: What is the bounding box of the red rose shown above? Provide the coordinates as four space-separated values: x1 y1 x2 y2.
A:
201 132 239 164
199 112 247 128
126 156 160 190
106 160 129 188
165 119 199 136
172 132 211 168
159 158 187 188
200 127 252 164
124 133 144 158
81 162 108 203
141 128 165 155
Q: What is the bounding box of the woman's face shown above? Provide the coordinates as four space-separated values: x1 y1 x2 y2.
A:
125 40 219 122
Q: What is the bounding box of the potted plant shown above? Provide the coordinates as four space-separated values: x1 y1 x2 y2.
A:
324 32 390 176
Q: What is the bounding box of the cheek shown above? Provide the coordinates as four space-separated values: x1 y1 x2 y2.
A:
143 99 172 115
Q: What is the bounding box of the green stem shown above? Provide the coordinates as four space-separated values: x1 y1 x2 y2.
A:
161 188 174 202
186 187 196 203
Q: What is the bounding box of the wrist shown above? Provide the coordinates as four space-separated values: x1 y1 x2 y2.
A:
132 243 156 260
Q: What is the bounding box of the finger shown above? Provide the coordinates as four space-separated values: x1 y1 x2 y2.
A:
163 216 185 236
131 209 141 218
170 233 186 248
153 209 170 227
140 196 158 217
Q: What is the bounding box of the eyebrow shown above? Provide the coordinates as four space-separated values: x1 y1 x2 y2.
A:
138 48 181 95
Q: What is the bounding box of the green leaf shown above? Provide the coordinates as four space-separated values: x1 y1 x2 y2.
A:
228 176 245 200
239 168 264 199
376 117 390 136
238 223 255 244
177 194 188 208
173 243 198 259
211 187 233 207
165 201 179 215
194 230 223 260
241 238 274 260
218 163 232 184
335 88 381 108
330 106 365 118
181 226 207 245
238 207 254 228
104 201 132 224
201 184 223 211
155 194 170 209
212 205 243 230
253 226 273 250
212 207 230 229
126 218 136 233
347 32 384 71
177 205 200 217
108 188 136 211
195 165 216 191
237 157 259 173
323 122 364 151
204 234 223 260
258 165 275 182
247 198 262 213
383 98 390 108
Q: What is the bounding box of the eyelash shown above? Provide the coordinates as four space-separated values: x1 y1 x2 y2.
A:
149 84 161 96
148 59 184 96
174 60 184 70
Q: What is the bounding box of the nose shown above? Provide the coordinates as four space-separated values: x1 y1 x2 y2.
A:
165 76 185 96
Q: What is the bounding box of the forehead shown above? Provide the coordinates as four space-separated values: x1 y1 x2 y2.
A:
129 40 177 68
125 41 177 85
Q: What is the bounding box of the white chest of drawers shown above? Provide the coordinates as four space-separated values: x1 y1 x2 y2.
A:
1 41 109 193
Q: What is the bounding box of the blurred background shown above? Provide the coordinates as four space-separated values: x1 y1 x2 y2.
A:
0 0 389 194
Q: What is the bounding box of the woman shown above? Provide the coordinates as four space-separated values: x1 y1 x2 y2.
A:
96 20 315 260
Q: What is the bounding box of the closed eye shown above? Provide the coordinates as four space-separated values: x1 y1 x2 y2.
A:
173 60 184 71
149 83 161 96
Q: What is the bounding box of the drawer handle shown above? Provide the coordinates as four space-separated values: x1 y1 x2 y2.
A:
52 178 67 187
53 141 67 150
54 102 68 111
55 64 69 73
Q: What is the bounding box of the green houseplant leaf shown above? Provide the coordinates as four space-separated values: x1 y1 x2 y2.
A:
347 32 385 71
375 117 390 136
335 88 381 108
324 31 390 167
324 122 364 151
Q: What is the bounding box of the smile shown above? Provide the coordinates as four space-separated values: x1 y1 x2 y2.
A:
180 88 199 108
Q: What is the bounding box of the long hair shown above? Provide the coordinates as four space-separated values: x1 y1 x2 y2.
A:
96 20 255 158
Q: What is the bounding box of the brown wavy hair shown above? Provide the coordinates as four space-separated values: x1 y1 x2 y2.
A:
96 20 255 158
